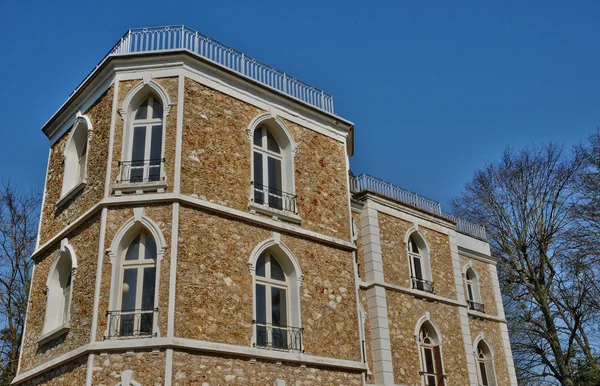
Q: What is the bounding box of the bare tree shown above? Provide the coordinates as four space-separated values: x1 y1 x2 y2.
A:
451 143 599 386
0 182 39 384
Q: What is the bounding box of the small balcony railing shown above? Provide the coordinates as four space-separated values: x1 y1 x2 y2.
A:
411 277 435 294
420 371 447 386
253 321 303 352
468 300 485 313
251 182 297 214
117 159 165 184
104 308 157 339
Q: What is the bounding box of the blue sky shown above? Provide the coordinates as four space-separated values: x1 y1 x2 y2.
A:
1 1 598 208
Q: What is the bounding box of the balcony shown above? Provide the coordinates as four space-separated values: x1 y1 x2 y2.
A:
250 182 300 223
411 277 435 294
253 321 303 353
468 300 485 313
114 159 166 194
349 173 487 241
103 26 335 114
420 371 447 386
104 308 158 339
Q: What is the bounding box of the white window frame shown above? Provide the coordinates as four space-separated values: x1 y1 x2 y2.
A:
474 338 498 386
247 113 300 223
39 239 77 344
415 318 446 386
57 115 92 207
253 126 286 208
405 231 433 291
248 237 303 353
114 229 158 338
105 210 167 340
464 265 483 308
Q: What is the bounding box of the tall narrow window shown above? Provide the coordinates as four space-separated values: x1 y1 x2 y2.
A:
43 249 74 335
126 95 163 183
114 230 157 338
465 267 484 312
408 234 433 293
476 341 497 386
60 116 90 199
418 321 446 386
253 126 285 210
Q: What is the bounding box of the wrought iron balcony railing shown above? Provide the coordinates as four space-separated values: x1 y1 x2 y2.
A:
468 300 485 313
411 277 435 294
251 182 297 214
106 25 334 114
253 321 303 352
349 173 487 241
104 308 158 339
419 371 448 386
117 159 165 184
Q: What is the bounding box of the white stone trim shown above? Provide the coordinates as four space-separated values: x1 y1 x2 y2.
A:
499 322 519 385
38 324 70 346
173 73 185 195
164 201 180 385
89 208 108 342
449 231 479 385
12 337 368 384
489 265 506 319
32 194 355 264
56 181 86 208
248 202 301 224
472 335 500 386
457 246 496 265
360 280 465 308
104 78 120 198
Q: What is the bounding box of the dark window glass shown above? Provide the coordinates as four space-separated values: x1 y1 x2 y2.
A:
253 152 264 204
271 287 287 327
121 268 138 311
256 254 266 277
480 362 489 385
132 126 146 162
144 234 157 260
266 129 280 153
141 267 156 310
467 283 474 302
150 125 162 160
271 257 285 281
135 99 148 120
255 284 266 323
413 256 423 280
152 98 163 119
125 235 141 261
253 127 262 146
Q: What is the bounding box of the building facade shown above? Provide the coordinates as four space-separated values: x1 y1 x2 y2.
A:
14 26 517 386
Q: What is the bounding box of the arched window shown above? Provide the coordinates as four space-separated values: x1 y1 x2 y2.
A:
417 321 445 386
43 243 76 338
250 240 303 352
476 340 497 386
126 95 163 183
465 267 484 312
407 233 433 293
60 116 90 199
249 114 298 217
113 229 157 338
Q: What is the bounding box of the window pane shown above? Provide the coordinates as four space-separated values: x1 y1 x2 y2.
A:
132 126 146 162
144 234 157 260
266 129 280 153
253 152 264 204
140 312 154 336
256 253 266 277
121 268 138 311
150 125 162 160
152 98 163 119
413 256 423 280
480 362 489 385
409 237 419 253
270 257 285 281
255 284 266 323
467 283 474 301
135 99 148 120
267 157 282 192
141 267 156 310
125 234 141 261
271 287 287 327
253 127 262 146
424 347 435 373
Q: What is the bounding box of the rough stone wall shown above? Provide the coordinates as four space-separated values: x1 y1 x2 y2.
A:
180 78 351 239
379 213 457 300
386 291 470 386
91 350 166 385
109 77 178 194
20 214 101 372
96 204 172 341
469 318 510 386
19 355 88 386
39 87 113 245
171 350 363 386
460 255 499 316
175 205 361 362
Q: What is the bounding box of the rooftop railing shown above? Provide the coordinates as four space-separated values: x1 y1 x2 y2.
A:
349 173 487 241
109 25 335 114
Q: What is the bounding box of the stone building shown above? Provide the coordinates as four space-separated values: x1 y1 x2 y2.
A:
14 26 517 386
